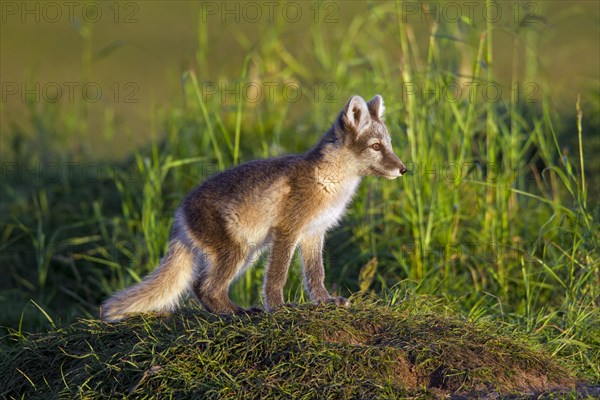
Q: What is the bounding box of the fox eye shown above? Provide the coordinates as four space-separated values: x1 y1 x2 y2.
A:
371 143 382 151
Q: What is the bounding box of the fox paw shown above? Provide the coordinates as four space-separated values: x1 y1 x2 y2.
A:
325 296 351 308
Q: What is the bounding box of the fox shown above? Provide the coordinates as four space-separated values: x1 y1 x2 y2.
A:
101 94 407 321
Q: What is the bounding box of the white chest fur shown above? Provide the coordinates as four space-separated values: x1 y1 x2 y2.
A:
304 176 361 236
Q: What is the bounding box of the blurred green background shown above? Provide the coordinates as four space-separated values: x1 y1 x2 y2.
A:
2 1 598 157
0 0 599 380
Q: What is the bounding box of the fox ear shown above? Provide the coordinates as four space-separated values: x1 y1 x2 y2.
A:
343 95 370 134
367 95 385 120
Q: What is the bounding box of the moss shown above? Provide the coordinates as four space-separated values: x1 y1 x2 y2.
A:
0 295 584 399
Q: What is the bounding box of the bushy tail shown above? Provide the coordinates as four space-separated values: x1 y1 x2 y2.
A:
102 217 195 322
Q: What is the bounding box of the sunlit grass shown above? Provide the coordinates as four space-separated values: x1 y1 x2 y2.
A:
0 294 582 398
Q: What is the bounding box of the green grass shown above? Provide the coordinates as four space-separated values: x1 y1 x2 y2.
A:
1 0 599 395
0 294 588 399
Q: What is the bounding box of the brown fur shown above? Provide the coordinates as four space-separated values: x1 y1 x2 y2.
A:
101 95 406 321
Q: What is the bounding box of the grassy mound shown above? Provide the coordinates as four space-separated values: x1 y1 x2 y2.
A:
0 296 583 399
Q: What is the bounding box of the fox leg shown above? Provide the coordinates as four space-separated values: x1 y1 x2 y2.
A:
299 233 349 307
191 244 248 314
263 230 297 310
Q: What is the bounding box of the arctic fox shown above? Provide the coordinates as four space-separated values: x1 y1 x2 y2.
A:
102 95 407 321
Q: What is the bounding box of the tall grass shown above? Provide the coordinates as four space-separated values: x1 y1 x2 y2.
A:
1 0 597 381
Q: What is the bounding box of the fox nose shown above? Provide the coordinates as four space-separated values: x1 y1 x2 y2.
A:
399 163 407 175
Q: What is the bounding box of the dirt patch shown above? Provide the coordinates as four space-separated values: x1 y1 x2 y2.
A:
309 308 579 397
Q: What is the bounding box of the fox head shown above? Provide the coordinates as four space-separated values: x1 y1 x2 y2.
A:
328 95 407 179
